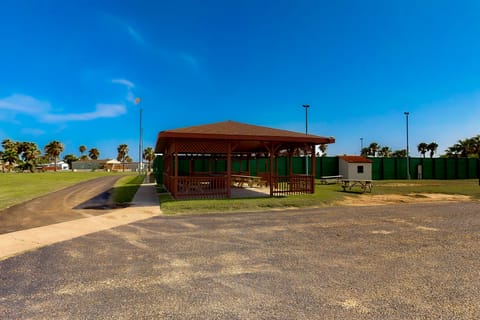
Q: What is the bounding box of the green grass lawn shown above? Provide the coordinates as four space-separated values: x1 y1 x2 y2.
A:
112 174 146 205
159 179 480 215
374 179 480 198
0 171 133 210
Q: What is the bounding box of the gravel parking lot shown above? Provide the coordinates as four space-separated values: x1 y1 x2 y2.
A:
1 201 479 319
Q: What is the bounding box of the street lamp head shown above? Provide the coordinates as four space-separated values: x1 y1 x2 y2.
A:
404 111 409 116
302 104 310 108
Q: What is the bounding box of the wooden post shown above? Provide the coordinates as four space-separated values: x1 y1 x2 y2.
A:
310 145 316 193
269 143 275 197
227 143 232 198
174 143 179 197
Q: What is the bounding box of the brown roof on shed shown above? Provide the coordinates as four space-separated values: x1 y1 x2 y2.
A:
339 156 372 163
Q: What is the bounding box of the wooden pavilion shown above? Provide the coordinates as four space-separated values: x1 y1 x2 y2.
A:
154 120 335 199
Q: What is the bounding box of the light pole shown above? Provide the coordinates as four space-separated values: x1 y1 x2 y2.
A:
135 97 142 172
360 137 364 155
404 111 410 179
302 104 310 175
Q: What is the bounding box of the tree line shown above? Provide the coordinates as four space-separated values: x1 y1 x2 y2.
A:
360 134 480 159
0 139 156 173
361 141 438 158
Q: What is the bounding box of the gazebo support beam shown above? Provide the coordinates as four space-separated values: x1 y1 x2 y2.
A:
227 143 232 198
310 145 316 193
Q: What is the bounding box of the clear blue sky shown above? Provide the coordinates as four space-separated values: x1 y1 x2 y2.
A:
1 0 480 160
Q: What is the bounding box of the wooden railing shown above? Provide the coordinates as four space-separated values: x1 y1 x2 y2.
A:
163 173 313 198
272 175 314 196
166 175 229 199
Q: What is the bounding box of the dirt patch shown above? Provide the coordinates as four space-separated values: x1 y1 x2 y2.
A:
337 193 472 206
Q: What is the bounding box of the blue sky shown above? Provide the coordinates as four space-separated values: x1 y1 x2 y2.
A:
1 0 480 160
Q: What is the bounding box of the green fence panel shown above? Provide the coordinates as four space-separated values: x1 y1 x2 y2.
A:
152 155 163 184
316 157 338 177
292 157 305 174
457 158 467 179
231 160 241 172
468 158 478 178
376 158 396 180
193 158 207 172
433 158 445 179
371 158 382 180
446 158 457 179
410 158 422 180
292 157 304 174
255 158 268 174
396 158 407 179
421 159 433 179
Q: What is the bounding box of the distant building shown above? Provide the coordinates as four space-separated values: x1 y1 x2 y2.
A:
338 156 372 180
72 159 140 172
38 161 69 171
72 160 107 171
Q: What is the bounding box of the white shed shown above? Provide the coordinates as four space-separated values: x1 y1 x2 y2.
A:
338 156 372 180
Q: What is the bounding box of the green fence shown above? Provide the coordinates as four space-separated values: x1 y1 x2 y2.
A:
153 156 479 183
371 157 479 180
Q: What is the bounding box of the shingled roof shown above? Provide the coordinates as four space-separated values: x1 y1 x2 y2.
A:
155 120 335 153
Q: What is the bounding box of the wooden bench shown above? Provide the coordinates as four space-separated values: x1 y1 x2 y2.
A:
319 175 343 184
341 179 373 193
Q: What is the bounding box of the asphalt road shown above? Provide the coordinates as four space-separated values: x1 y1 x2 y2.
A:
1 201 479 319
0 176 122 234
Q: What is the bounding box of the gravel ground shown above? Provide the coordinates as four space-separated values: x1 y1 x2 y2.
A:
1 201 479 319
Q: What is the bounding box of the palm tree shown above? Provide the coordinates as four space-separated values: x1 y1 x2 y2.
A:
143 147 156 171
63 154 79 170
2 138 16 152
44 141 64 172
79 145 87 157
1 149 19 172
88 148 100 160
379 146 392 158
117 144 129 172
392 149 407 158
368 142 380 157
1 139 18 172
417 142 428 158
427 142 438 158
20 142 41 172
360 147 369 157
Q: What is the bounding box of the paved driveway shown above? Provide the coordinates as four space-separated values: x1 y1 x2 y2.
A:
1 202 479 319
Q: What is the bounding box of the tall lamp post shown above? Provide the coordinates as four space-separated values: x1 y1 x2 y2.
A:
360 137 364 155
135 97 142 172
302 104 310 175
404 111 410 179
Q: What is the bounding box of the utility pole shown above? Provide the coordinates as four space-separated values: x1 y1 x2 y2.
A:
404 111 410 179
135 97 143 172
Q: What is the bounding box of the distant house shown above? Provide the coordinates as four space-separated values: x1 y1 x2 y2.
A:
338 156 372 180
39 161 69 171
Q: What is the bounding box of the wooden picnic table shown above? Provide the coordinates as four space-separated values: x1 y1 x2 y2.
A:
231 175 263 188
319 175 343 184
341 179 373 193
